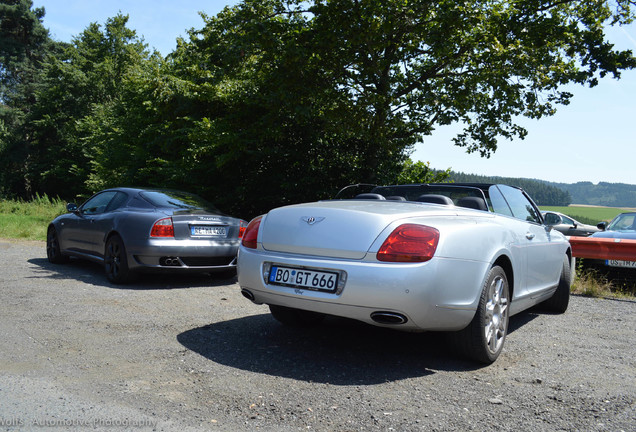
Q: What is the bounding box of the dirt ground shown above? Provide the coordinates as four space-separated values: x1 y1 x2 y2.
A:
1 239 634 431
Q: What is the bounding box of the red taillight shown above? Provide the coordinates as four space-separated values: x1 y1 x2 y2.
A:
238 220 248 239
241 216 263 249
151 217 174 238
377 224 439 262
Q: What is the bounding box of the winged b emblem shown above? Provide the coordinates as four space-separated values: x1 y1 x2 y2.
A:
301 216 325 225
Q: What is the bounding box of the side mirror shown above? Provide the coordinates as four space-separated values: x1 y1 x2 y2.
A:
67 203 78 213
597 222 607 231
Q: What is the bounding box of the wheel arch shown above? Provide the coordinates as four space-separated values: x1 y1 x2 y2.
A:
492 254 514 300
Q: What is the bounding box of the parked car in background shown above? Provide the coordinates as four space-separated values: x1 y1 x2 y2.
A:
589 212 636 271
238 183 573 364
47 188 247 283
542 211 600 236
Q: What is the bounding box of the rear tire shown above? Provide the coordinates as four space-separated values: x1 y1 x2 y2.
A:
269 305 325 327
542 255 571 313
452 265 510 364
46 226 69 264
104 235 133 284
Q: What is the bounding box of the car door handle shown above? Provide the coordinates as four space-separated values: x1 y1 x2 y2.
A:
526 232 535 240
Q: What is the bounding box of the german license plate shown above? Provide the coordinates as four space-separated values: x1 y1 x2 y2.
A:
606 259 636 268
268 266 338 292
191 225 226 236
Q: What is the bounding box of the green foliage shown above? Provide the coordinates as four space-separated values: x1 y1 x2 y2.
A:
0 194 66 240
1 1 635 220
397 160 451 184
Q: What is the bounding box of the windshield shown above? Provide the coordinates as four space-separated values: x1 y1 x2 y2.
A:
606 213 636 232
139 190 223 214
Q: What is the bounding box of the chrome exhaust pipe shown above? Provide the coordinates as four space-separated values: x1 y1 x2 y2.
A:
160 257 181 266
370 311 408 325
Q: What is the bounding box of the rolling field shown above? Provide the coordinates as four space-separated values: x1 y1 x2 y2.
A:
539 205 633 225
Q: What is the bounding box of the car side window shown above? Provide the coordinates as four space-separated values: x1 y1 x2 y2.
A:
561 215 575 225
488 186 513 217
81 191 117 215
105 192 128 212
497 185 542 224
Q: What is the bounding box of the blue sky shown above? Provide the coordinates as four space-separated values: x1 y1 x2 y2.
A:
38 0 635 185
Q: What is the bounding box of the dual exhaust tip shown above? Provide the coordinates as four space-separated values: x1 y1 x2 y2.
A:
160 257 182 266
241 288 407 326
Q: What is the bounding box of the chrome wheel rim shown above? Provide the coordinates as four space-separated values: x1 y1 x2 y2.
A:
484 275 509 354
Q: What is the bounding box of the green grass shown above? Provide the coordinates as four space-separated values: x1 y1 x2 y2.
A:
0 194 67 241
540 205 630 225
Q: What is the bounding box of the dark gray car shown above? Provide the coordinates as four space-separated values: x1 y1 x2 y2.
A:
46 187 247 283
542 211 599 237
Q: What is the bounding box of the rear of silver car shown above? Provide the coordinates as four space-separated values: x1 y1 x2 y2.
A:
237 201 492 331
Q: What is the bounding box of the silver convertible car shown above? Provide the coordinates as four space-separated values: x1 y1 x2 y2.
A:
237 183 573 363
47 188 247 283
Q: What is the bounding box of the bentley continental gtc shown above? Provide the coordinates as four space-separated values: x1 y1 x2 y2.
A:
237 183 573 363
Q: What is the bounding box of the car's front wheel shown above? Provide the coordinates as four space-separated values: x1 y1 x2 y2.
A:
452 265 510 364
46 226 69 264
269 305 325 327
104 234 133 284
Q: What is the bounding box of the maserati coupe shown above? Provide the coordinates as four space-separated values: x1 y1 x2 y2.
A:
237 183 573 363
47 187 247 283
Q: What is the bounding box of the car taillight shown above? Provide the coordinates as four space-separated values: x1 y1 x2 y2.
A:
238 220 248 239
241 216 263 249
377 224 439 262
151 217 174 238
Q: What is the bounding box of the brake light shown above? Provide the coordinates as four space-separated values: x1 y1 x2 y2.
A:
238 220 248 239
241 216 262 249
151 217 174 237
377 224 439 262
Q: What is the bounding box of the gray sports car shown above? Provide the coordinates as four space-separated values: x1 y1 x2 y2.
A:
47 187 246 283
238 183 573 364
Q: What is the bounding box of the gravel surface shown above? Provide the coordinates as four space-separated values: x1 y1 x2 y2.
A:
0 239 634 431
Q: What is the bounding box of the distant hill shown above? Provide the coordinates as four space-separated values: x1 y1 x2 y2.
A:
546 181 636 208
442 172 636 207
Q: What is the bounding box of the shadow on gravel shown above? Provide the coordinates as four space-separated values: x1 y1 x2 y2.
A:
27 257 236 289
176 310 536 384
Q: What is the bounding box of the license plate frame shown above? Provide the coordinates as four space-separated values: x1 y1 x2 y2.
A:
190 225 227 237
268 265 339 293
606 259 636 268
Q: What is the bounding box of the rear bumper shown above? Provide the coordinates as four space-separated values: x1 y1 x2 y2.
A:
237 246 486 331
127 238 239 272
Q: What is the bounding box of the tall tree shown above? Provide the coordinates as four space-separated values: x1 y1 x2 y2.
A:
23 14 152 198
0 0 56 196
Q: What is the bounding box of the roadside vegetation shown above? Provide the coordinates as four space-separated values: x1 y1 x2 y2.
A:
0 195 66 241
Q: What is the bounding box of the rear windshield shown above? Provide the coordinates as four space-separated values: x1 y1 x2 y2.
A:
371 184 486 203
140 190 223 214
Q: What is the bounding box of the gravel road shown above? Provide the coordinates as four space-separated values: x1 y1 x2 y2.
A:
0 239 634 431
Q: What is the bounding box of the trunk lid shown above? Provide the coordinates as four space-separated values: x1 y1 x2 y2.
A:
260 200 457 259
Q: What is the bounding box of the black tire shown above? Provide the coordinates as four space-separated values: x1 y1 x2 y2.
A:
269 305 325 327
46 226 69 264
104 235 133 284
542 255 571 313
452 265 510 364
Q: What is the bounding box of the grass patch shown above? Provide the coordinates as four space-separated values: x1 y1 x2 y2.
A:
0 194 67 241
572 263 634 299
